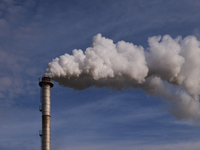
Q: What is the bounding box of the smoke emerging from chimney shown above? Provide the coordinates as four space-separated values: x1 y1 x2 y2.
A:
44 34 200 123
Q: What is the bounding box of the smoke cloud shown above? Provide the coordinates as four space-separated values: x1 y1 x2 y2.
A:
44 34 200 123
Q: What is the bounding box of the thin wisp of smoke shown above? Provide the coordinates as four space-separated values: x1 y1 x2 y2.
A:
44 34 200 123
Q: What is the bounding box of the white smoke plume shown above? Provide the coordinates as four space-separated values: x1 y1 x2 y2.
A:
44 34 200 123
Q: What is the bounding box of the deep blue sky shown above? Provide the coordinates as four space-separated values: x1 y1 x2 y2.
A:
1 0 200 150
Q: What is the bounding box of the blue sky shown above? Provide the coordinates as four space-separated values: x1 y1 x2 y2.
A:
1 0 200 150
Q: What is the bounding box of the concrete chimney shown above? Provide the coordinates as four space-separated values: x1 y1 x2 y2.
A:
39 77 54 150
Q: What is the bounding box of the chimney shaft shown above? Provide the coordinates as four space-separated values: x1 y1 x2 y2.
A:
39 77 54 150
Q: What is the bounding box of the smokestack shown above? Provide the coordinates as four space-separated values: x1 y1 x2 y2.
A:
39 77 54 150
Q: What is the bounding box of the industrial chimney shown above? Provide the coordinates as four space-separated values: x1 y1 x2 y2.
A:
39 77 54 150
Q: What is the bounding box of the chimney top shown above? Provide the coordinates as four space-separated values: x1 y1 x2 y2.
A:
39 77 54 87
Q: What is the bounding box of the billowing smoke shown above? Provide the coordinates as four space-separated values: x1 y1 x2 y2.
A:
44 34 200 123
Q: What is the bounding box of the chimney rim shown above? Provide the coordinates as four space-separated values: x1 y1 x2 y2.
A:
39 77 54 88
